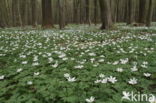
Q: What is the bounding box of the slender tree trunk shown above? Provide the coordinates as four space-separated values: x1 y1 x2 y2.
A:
73 0 80 24
12 0 22 27
146 0 153 27
85 0 91 25
127 0 133 24
31 0 37 26
94 0 98 25
58 0 65 29
116 0 119 22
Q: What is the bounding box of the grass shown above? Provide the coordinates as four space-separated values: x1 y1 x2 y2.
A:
0 24 156 103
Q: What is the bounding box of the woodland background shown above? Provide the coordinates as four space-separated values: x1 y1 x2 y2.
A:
0 0 156 29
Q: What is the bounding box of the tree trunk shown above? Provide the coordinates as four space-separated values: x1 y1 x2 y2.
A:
127 0 134 24
85 0 91 25
42 0 53 28
99 0 113 29
94 0 98 25
58 0 66 29
138 0 147 24
12 0 22 27
146 0 153 27
31 0 37 26
73 0 80 24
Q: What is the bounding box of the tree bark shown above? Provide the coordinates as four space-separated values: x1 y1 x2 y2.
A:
127 0 134 24
42 0 53 28
58 0 66 29
31 0 37 26
99 0 113 29
85 0 91 25
138 0 147 24
12 0 22 26
146 0 153 27
94 0 98 25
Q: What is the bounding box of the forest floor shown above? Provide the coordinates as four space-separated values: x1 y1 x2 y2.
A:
0 24 156 103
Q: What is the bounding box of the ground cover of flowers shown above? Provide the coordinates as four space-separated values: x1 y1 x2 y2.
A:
0 25 156 103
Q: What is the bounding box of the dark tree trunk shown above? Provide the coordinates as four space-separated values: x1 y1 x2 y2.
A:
94 0 98 25
42 0 53 28
58 0 66 29
85 0 91 25
31 0 37 26
99 0 113 29
138 0 147 24
12 0 22 26
146 0 153 27
73 0 80 24
127 0 133 24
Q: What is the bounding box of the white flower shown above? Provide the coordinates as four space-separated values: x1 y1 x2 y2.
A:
27 81 33 85
101 78 108 84
32 62 39 66
108 76 117 84
47 53 51 56
116 68 123 72
59 53 66 58
64 73 70 78
67 77 76 82
94 79 101 84
112 61 119 65
131 66 138 72
128 78 138 85
0 75 5 80
141 64 147 68
86 96 95 103
48 57 53 63
122 91 131 100
100 55 105 57
149 96 156 103
34 72 40 76
93 64 98 67
98 59 104 62
90 58 95 63
99 74 105 78
64 73 76 82
143 61 148 65
79 61 85 64
17 68 23 73
74 65 83 69
51 61 58 68
20 55 26 58
144 73 151 77
88 53 96 56
62 57 68 61
21 61 28 64
120 58 129 64
33 56 38 61
71 58 75 60
107 62 111 64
